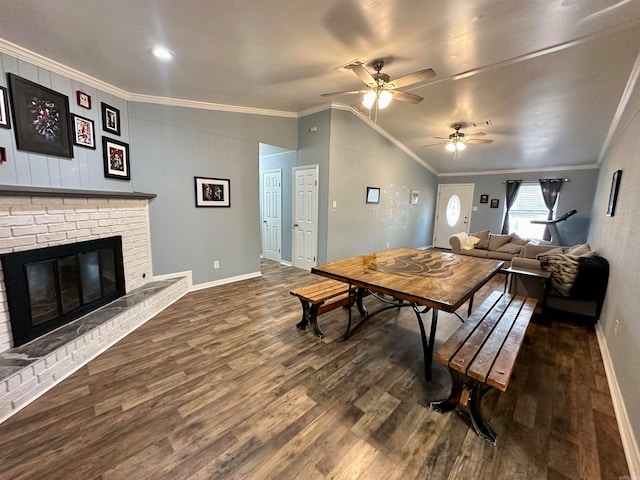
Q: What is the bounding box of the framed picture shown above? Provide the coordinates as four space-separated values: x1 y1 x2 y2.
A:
101 102 120 135
480 194 489 204
490 198 500 208
7 73 73 157
366 187 380 204
102 137 130 180
606 169 622 216
71 114 96 149
195 176 230 207
411 190 419 204
76 91 91 109
0 86 10 129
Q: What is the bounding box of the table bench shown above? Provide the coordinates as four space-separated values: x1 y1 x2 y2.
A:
291 279 356 339
429 290 537 444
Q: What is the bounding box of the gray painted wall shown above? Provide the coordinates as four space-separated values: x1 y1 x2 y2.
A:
327 109 438 261
438 168 599 245
129 103 297 284
259 145 296 263
0 54 130 191
297 110 331 264
588 73 640 451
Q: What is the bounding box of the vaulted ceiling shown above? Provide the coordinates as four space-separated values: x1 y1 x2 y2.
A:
1 0 639 174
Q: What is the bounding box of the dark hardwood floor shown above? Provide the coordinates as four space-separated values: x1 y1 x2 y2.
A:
0 259 630 479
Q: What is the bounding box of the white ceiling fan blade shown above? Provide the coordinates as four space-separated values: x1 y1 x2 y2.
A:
346 64 376 86
464 132 487 137
390 90 423 104
320 89 366 97
465 138 494 144
388 68 435 89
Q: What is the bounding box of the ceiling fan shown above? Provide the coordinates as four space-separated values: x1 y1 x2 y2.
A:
423 124 493 158
321 59 435 119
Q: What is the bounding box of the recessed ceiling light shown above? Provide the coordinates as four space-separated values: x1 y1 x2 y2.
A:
151 46 174 60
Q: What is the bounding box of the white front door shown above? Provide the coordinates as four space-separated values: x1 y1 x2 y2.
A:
433 184 475 249
262 169 281 262
293 165 318 270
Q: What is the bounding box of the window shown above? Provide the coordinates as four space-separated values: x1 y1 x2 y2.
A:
446 195 460 226
508 183 554 239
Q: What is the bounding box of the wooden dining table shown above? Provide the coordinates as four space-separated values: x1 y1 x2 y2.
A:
311 248 504 381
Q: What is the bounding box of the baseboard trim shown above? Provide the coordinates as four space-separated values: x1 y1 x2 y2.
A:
595 322 640 478
280 260 292 267
154 270 193 290
189 271 262 292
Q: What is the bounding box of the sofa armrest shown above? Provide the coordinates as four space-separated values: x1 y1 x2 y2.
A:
510 257 543 271
449 235 463 254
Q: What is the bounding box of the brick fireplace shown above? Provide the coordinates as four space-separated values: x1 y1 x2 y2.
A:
0 186 189 422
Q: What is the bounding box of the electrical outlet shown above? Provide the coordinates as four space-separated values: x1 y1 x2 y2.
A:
214 260 220 269
614 318 619 336
386 242 390 248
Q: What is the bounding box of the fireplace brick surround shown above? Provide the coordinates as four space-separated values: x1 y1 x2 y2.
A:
0 187 189 423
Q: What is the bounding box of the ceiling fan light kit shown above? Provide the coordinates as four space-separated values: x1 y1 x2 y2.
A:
322 59 435 121
424 123 494 158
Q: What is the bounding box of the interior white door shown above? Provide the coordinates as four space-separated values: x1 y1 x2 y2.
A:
433 183 475 249
261 169 281 262
293 165 318 270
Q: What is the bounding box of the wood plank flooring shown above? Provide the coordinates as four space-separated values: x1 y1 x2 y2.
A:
0 259 630 479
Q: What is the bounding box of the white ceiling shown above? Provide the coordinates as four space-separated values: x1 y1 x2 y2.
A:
1 0 639 175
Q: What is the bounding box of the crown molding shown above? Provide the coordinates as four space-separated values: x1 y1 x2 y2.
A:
297 103 332 118
0 38 129 98
127 93 297 118
437 163 600 177
0 37 296 119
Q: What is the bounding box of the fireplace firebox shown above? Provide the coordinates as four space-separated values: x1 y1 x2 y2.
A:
1 236 126 347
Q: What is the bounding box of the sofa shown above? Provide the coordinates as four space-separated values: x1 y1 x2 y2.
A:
510 242 609 322
449 230 531 262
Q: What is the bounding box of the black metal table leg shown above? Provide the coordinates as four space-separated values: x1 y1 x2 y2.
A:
430 369 464 412
455 381 497 445
295 299 310 330
415 307 438 382
308 303 325 339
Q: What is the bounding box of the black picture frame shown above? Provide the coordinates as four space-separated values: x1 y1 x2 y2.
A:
366 187 380 204
71 114 96 149
606 169 622 216
0 85 10 129
102 136 130 180
195 176 231 207
480 194 488 204
490 198 499 208
101 102 120 135
76 90 91 109
7 73 73 157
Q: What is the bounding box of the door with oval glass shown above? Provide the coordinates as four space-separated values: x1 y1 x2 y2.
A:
432 183 475 249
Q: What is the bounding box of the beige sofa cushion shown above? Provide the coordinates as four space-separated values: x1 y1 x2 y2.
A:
521 243 563 259
488 234 512 251
565 243 594 256
471 230 490 249
496 242 524 255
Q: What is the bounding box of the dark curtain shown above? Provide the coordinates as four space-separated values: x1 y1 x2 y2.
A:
501 180 522 234
539 179 564 240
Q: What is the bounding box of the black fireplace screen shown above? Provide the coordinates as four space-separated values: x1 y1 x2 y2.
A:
2 236 125 347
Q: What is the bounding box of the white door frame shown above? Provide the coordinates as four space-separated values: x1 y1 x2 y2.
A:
432 183 475 248
292 165 319 270
261 169 282 262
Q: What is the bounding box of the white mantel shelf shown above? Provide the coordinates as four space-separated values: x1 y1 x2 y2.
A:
0 185 156 201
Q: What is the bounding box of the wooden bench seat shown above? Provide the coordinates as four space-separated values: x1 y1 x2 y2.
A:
430 290 537 444
291 279 354 339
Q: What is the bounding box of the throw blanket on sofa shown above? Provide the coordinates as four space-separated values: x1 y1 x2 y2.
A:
540 254 609 298
540 253 580 296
